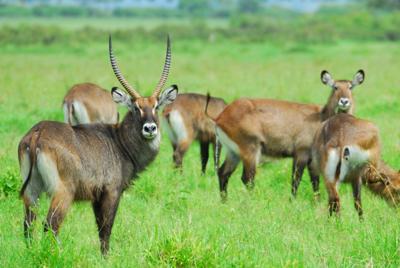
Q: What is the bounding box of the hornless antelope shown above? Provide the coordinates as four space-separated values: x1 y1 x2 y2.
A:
18 36 178 255
209 70 365 199
311 113 400 218
63 83 118 125
162 93 226 173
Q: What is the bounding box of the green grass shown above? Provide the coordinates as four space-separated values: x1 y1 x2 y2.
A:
0 37 400 267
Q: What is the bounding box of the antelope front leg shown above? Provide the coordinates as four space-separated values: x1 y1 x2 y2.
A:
291 151 308 198
200 141 210 175
92 189 122 256
307 161 320 201
352 176 363 220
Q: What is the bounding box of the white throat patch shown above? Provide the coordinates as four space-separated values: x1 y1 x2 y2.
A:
148 132 161 151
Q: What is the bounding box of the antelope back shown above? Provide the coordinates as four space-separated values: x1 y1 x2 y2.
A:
313 114 380 183
63 83 118 125
163 93 226 141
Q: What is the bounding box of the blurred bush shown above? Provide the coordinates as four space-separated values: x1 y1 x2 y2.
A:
0 9 399 45
112 8 181 18
0 167 20 199
0 4 108 17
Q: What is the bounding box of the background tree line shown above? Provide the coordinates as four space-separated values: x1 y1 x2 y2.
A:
0 0 399 18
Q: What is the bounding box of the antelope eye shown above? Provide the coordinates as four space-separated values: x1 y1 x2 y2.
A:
334 85 339 90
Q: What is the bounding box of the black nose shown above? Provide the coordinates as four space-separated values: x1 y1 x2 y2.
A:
341 99 349 105
144 124 156 133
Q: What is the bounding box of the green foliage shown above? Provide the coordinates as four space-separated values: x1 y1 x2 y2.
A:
0 4 31 17
112 7 181 18
0 4 109 18
179 0 211 17
2 1 400 19
366 0 400 9
0 167 20 199
0 11 399 45
146 231 215 266
237 0 263 13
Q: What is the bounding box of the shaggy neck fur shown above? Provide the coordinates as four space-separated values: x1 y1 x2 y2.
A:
363 160 400 206
116 112 160 184
320 93 342 121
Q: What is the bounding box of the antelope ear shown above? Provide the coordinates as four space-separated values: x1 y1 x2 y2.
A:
111 87 133 108
321 70 334 87
352 69 365 87
156 85 178 109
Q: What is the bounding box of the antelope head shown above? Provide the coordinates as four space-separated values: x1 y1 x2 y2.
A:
109 36 178 140
321 69 365 114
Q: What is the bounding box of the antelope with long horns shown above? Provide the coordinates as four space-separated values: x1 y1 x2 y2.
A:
63 82 119 125
208 70 365 200
18 36 178 255
311 113 400 218
162 93 226 173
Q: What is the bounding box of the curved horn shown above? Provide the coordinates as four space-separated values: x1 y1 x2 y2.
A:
109 35 141 99
152 35 171 98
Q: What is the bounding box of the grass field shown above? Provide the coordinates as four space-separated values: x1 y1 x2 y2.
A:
0 31 400 267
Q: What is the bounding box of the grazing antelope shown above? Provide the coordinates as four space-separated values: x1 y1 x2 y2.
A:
162 93 226 173
209 70 365 199
18 36 178 255
311 113 400 218
63 83 118 125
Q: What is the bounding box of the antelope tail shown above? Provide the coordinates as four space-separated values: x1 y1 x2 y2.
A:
214 137 221 172
19 130 41 197
68 102 74 125
205 93 222 172
205 93 217 122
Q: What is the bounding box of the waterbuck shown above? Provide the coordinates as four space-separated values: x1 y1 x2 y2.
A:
18 36 178 255
162 93 226 173
63 82 119 125
208 70 365 200
311 113 400 218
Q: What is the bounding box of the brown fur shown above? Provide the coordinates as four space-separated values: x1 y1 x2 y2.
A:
162 93 226 173
312 113 400 218
214 70 364 199
17 35 177 255
19 85 177 255
63 83 118 125
363 162 400 206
